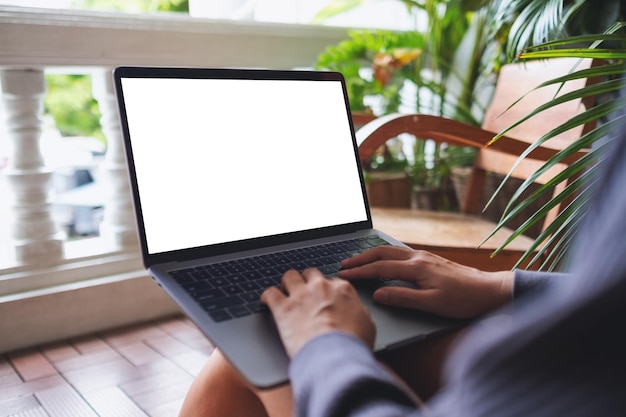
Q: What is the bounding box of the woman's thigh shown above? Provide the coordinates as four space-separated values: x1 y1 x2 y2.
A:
180 327 465 417
179 349 290 417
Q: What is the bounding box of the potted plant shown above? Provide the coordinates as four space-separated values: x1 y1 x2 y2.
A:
314 29 423 116
314 0 498 210
314 30 424 208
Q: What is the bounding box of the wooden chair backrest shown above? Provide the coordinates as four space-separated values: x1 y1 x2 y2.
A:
482 58 593 147
462 58 595 229
355 58 597 235
472 58 594 185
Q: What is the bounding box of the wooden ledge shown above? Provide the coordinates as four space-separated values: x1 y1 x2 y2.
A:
371 207 537 271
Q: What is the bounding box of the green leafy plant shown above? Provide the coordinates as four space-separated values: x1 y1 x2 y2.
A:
314 0 498 204
44 74 104 141
316 0 626 269
70 0 188 12
315 0 496 124
489 0 626 61
315 30 425 114
482 2 626 270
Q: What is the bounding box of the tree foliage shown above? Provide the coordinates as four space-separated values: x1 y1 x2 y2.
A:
46 1 190 141
44 74 103 141
71 0 188 12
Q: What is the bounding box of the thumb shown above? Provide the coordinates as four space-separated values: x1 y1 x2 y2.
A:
373 287 436 311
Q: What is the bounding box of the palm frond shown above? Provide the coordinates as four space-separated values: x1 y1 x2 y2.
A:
486 163 589 253
311 0 364 24
489 113 619 270
482 12 626 270
489 71 626 146
488 0 565 59
492 113 625 217
508 176 595 270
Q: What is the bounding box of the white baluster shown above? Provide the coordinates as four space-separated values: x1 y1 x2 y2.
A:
0 69 64 264
91 69 139 250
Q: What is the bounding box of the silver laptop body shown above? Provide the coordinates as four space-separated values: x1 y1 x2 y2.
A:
114 66 457 389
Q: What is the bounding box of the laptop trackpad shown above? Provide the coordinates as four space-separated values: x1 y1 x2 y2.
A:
356 286 462 351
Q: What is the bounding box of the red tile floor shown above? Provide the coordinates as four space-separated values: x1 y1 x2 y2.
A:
0 314 214 417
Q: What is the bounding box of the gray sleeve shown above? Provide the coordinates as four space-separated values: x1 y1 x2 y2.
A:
513 269 569 299
289 331 422 417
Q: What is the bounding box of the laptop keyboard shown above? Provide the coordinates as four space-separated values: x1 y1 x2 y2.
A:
169 236 391 322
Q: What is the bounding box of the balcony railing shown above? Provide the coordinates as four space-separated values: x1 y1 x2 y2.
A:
0 5 349 352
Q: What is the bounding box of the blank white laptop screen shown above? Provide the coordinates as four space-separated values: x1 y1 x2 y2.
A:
120 77 368 255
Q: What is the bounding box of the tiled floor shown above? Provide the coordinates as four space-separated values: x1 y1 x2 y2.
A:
0 315 214 417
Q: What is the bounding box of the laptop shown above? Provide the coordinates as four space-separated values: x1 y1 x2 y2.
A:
113 66 457 389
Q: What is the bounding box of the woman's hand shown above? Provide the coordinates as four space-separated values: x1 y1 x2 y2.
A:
339 246 514 319
261 268 376 358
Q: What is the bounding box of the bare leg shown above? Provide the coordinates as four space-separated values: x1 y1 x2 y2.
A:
179 327 464 417
178 349 293 417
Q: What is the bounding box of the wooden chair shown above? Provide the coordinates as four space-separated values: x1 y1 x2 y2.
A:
356 58 595 271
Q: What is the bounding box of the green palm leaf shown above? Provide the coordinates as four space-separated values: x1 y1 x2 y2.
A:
482 12 626 270
493 114 625 219
484 95 626 221
489 115 619 270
